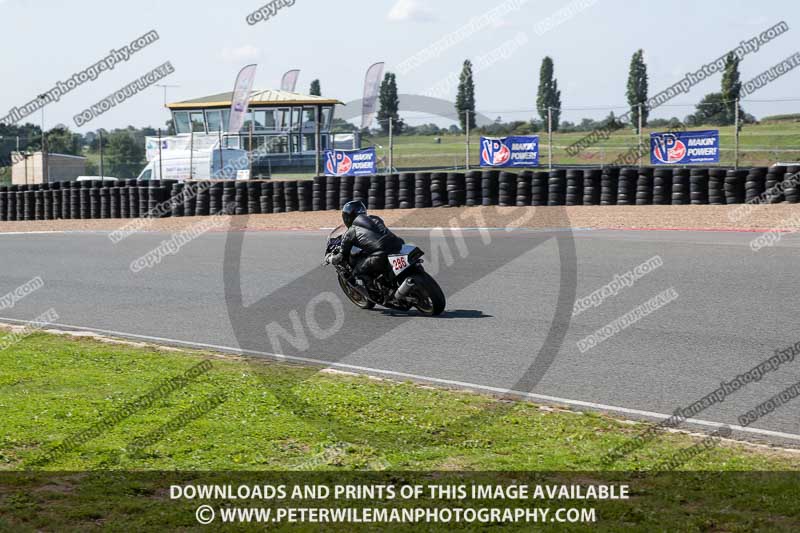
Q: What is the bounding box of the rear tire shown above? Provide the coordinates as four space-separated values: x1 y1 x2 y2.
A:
413 272 446 316
337 274 375 310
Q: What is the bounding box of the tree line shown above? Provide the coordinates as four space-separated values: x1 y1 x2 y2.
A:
0 123 156 179
373 50 756 136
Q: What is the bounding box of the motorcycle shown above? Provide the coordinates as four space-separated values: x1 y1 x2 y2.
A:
323 225 446 316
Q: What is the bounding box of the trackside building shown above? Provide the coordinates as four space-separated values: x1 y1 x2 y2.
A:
167 89 343 172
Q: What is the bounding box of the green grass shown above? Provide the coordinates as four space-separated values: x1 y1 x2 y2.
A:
1 332 800 530
366 121 800 169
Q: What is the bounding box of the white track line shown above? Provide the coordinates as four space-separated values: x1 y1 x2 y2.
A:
0 230 77 235
2 316 800 443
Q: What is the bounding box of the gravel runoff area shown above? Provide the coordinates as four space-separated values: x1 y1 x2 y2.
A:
0 205 799 233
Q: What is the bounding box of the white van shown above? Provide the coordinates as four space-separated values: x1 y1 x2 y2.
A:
136 147 249 181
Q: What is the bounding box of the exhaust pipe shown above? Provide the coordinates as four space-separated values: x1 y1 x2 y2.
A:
394 277 416 301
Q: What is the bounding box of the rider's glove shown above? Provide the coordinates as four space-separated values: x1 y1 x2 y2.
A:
331 253 344 266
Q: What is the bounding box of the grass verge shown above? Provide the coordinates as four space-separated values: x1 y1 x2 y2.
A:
1 331 799 530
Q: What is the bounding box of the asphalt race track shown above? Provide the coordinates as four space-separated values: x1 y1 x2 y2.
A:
2 227 800 446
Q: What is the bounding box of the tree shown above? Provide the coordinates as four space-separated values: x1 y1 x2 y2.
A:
44 126 81 155
603 111 621 130
626 49 649 132
455 60 476 131
721 52 742 126
105 130 145 179
687 92 727 126
309 79 321 96
377 72 403 135
536 57 561 131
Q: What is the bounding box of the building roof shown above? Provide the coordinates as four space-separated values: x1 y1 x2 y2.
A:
167 89 342 110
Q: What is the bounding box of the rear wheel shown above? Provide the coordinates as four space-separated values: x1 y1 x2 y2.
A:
337 274 375 309
412 273 446 316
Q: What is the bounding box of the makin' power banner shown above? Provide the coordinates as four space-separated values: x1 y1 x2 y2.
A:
650 130 720 165
324 147 377 176
479 136 539 168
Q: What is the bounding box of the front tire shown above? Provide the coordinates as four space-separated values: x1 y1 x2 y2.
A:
412 273 446 316
337 274 375 309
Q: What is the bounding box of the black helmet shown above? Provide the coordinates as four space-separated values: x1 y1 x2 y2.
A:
342 200 367 227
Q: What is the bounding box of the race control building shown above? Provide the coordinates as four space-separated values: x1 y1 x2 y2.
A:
167 89 345 173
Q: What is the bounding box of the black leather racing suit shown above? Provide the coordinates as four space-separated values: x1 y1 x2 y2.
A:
340 214 405 282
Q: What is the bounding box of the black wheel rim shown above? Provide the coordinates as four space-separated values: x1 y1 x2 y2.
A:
414 289 434 314
339 276 368 306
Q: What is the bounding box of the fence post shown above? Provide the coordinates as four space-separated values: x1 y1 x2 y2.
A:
465 110 470 170
217 129 223 180
189 129 194 180
638 103 643 167
547 107 553 170
734 98 740 170
315 106 321 176
388 117 394 173
99 130 104 179
158 128 163 180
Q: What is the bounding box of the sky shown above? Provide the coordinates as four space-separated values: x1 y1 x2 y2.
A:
1 0 799 132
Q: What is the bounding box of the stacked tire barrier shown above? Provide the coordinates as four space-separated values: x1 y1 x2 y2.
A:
516 171 532 207
709 169 726 205
672 169 689 205
481 171 498 207
690 168 709 205
498 172 516 207
582 170 601 206
745 167 767 203
765 166 786 204
617 168 637 205
601 167 619 205
0 167 797 223
653 168 672 205
465 171 480 207
415 173 431 208
532 171 548 206
369 175 385 210
636 167 653 205
566 169 583 206
548 169 566 206
785 165 800 204
398 173 414 209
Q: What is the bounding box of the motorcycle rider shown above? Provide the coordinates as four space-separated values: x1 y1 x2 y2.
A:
332 201 404 295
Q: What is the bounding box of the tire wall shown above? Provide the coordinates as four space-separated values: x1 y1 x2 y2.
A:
0 167 788 221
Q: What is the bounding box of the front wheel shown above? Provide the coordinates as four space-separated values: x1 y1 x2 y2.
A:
412 273 446 316
337 273 375 309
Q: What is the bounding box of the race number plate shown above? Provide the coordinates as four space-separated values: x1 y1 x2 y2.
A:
389 254 410 275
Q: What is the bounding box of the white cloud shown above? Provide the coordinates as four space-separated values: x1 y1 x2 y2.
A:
219 45 261 63
387 0 435 22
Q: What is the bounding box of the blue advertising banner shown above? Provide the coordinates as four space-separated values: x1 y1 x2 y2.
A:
324 147 377 176
479 136 539 168
650 129 720 165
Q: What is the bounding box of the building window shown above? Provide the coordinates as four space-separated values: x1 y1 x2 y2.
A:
321 106 333 132
206 110 222 132
291 108 301 132
255 109 277 131
290 134 301 154
302 107 316 132
277 108 290 131
190 111 206 133
223 136 240 149
240 111 254 133
252 110 268 131
265 135 289 154
302 133 316 152
222 110 231 132
174 112 190 134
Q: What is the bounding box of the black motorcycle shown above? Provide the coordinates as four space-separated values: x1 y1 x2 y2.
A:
323 225 446 316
